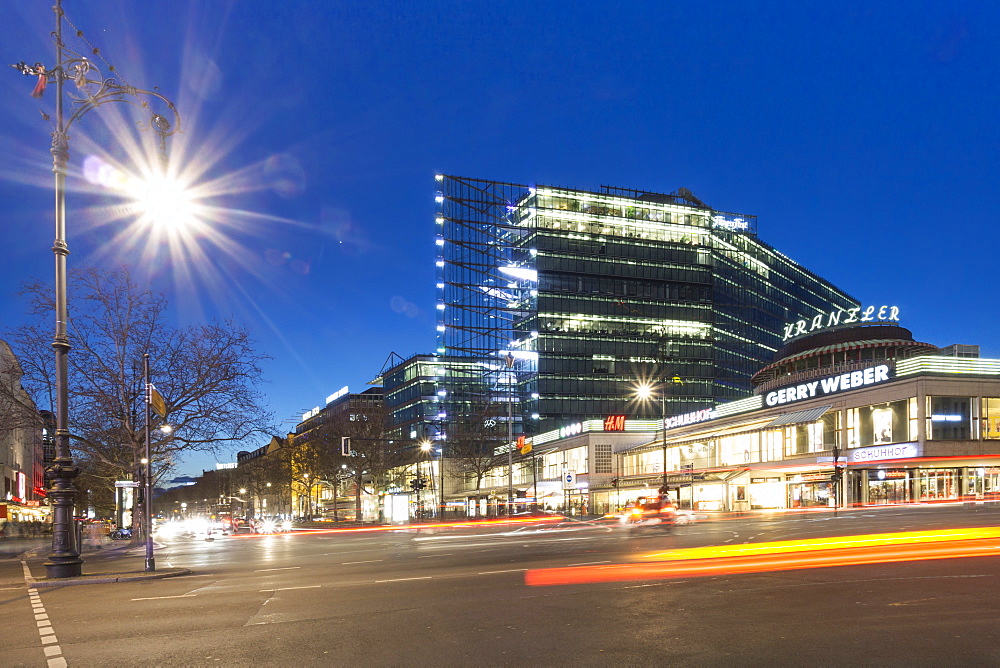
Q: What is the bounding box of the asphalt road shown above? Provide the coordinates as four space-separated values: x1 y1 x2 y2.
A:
4 505 1000 667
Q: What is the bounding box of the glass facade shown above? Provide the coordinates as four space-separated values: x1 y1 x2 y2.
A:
436 175 858 436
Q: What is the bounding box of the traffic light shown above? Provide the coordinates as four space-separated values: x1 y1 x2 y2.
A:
610 478 619 488
410 478 427 491
830 467 843 483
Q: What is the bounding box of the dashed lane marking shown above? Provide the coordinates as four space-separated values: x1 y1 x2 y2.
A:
567 561 612 566
131 594 197 601
477 568 529 574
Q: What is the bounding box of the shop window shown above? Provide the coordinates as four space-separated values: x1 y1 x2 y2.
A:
719 432 757 465
981 398 1000 440
927 396 973 440
763 429 782 461
846 408 860 448
593 443 612 474
969 467 1000 499
916 469 958 500
850 400 909 448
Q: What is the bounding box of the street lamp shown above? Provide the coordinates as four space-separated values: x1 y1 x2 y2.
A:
636 376 685 506
635 379 670 499
417 441 444 512
504 353 516 516
12 0 181 579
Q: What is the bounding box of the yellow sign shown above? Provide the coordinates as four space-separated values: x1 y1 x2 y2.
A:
520 443 532 455
148 384 167 418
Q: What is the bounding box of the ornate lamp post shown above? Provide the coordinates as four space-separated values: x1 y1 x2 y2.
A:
12 0 180 578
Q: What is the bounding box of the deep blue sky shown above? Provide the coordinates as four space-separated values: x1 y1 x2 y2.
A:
2 1 999 478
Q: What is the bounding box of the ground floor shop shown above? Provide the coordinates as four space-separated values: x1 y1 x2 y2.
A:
587 461 1000 513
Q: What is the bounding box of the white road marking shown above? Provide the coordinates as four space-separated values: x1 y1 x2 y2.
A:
259 585 322 592
477 568 529 575
567 561 611 566
375 576 433 583
255 567 301 572
419 554 452 558
131 594 197 601
21 561 66 668
342 559 383 565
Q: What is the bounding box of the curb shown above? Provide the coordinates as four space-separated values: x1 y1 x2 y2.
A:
29 566 192 587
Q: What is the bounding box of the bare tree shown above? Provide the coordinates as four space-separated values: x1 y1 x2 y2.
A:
316 406 410 523
447 395 508 516
3 267 275 524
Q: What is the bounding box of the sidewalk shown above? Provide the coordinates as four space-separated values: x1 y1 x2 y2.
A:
3 536 190 588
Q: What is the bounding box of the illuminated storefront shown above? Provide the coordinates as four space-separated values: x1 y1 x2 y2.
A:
615 323 1000 512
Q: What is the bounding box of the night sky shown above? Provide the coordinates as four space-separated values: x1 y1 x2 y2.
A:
2 1 998 477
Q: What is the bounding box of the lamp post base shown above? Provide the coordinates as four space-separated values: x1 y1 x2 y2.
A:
44 557 83 579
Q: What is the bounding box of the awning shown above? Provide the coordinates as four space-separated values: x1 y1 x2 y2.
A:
765 405 831 428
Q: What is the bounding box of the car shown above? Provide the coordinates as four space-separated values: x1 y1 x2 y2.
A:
620 496 677 530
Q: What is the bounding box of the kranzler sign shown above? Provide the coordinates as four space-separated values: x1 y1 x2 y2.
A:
765 365 891 408
783 305 900 342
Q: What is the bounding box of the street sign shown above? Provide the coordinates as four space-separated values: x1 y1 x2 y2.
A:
520 443 532 455
114 480 139 488
148 383 167 418
562 471 576 489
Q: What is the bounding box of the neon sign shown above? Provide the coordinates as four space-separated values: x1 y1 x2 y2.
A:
765 365 891 407
783 305 900 341
559 422 583 438
665 408 717 429
712 215 750 231
848 442 921 463
603 415 626 431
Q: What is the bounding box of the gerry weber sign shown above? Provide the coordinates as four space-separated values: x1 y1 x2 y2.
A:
848 442 922 463
765 365 891 407
783 305 900 342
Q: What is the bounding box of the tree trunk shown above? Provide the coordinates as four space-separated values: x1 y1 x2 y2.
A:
355 478 362 524
475 477 483 517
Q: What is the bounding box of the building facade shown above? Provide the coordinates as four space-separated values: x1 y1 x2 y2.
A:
450 316 1000 516
0 340 47 525
608 318 1000 513
434 175 859 439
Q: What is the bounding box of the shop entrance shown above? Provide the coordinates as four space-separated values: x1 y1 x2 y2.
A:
787 476 835 508
916 469 957 501
866 470 908 505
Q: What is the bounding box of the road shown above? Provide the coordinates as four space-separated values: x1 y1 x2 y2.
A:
4 505 1000 666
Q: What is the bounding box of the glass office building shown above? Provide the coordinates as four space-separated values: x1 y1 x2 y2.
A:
435 175 858 434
